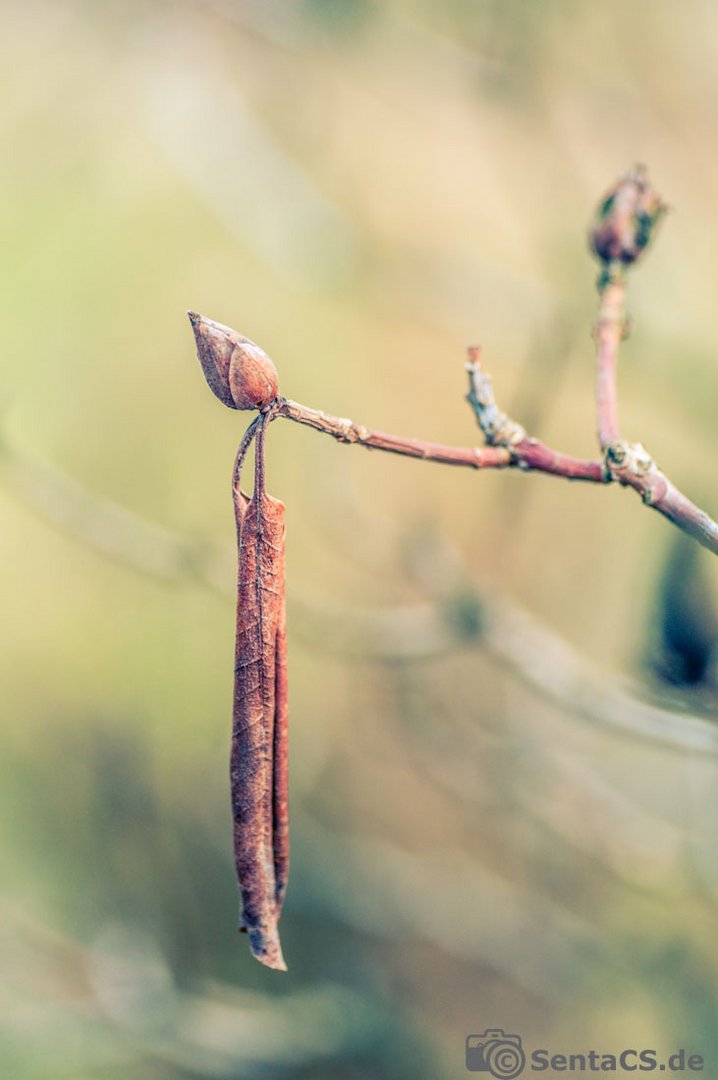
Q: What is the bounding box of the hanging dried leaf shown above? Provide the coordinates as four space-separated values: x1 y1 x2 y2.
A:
231 416 289 970
273 596 289 914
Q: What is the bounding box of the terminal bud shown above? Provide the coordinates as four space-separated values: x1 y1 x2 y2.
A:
189 312 279 411
589 165 667 268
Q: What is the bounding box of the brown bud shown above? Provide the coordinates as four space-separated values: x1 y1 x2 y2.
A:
589 165 668 268
188 312 279 411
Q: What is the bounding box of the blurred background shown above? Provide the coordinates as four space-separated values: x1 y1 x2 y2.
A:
3 1 718 1077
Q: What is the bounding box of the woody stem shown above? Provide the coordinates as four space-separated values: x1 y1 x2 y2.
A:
275 397 603 481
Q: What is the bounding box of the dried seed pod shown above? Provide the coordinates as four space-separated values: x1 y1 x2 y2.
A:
188 311 279 411
589 164 667 268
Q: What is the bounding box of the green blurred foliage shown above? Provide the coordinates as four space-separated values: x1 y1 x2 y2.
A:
2 1 718 1076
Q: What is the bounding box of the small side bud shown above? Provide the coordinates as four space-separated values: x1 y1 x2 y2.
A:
188 312 279 411
589 165 668 268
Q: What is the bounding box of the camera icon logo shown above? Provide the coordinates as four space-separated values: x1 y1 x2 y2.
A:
466 1028 526 1078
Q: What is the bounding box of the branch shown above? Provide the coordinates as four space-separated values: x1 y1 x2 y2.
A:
274 396 512 470
189 172 718 562
274 390 606 481
464 346 605 481
594 267 625 448
587 168 718 555
604 441 718 554
594 265 718 552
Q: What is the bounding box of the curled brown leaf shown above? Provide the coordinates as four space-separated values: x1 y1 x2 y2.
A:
231 415 289 970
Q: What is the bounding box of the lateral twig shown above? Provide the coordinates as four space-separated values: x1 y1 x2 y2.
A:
275 397 512 470
594 266 626 450
275 395 604 481
581 165 718 554
464 346 604 481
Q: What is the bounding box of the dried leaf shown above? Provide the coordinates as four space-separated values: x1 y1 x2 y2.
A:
231 417 289 970
273 597 289 913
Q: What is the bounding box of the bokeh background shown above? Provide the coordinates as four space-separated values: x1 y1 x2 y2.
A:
3 2 718 1077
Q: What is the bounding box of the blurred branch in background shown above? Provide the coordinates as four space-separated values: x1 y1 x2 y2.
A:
0 430 231 596
2 426 715 755
380 664 685 891
0 898 388 1079
297 815 601 1001
133 14 360 291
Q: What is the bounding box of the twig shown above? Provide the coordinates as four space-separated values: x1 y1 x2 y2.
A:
464 347 605 481
278 317 718 550
593 277 718 554
594 267 625 449
275 395 603 480
583 167 718 554
275 397 512 469
603 441 718 555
